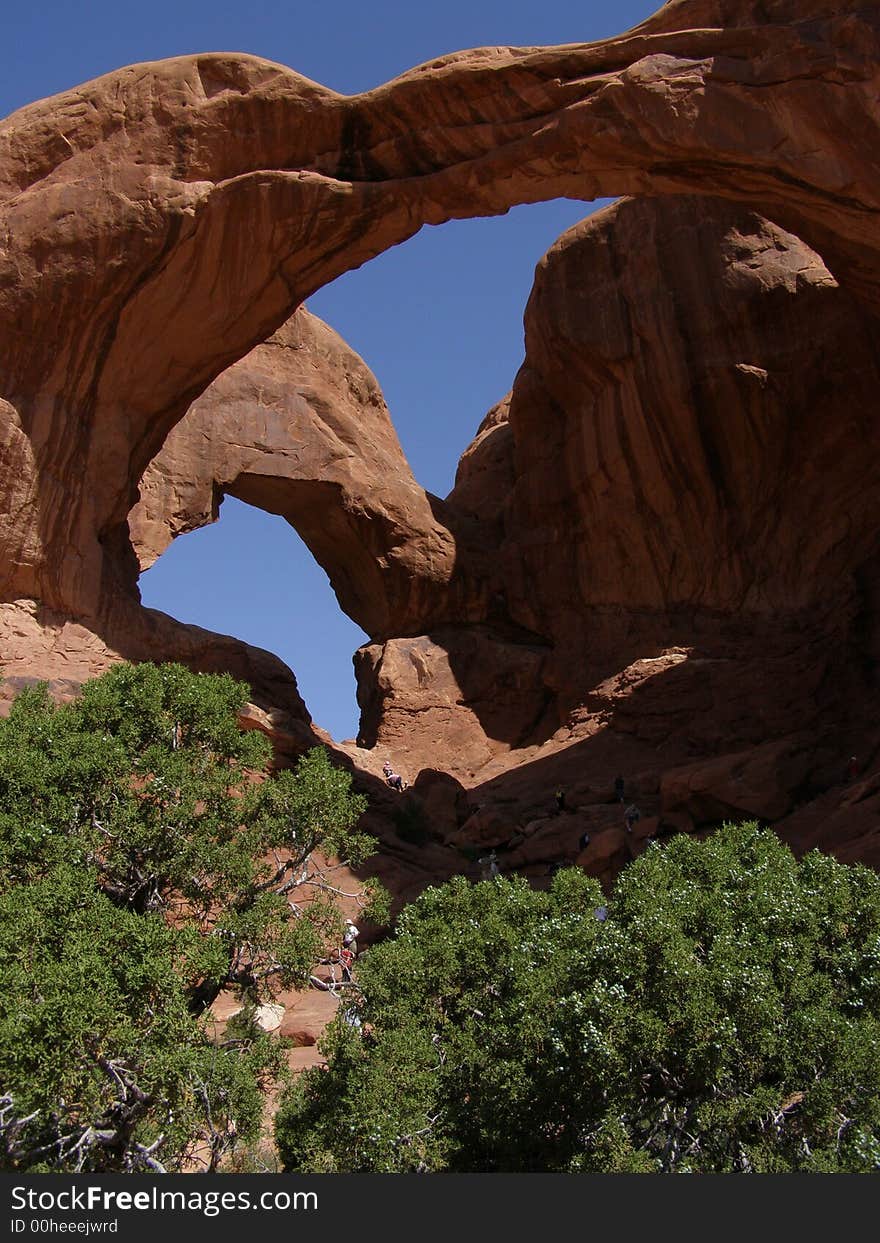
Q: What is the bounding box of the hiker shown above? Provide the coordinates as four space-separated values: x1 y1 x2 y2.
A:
848 756 860 782
338 945 356 983
479 850 500 881
578 831 591 852
555 787 567 813
342 917 360 958
341 1005 362 1029
624 803 641 834
614 775 625 803
382 759 406 792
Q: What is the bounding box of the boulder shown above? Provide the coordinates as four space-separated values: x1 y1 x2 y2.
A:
660 739 815 824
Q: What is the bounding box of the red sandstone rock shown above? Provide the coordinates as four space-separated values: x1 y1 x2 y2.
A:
447 397 514 535
277 989 340 1047
286 1046 327 1074
353 195 878 870
449 806 520 851
776 758 880 870
354 627 554 772
500 197 880 634
660 738 815 823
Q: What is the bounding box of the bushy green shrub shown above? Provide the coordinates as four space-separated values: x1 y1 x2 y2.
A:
0 662 384 1171
276 824 880 1173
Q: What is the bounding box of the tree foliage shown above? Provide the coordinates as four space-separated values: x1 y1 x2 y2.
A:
0 662 383 1172
276 824 880 1172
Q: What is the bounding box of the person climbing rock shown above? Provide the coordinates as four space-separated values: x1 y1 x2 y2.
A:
848 756 860 782
382 759 406 792
624 803 641 834
555 787 567 813
578 831 591 852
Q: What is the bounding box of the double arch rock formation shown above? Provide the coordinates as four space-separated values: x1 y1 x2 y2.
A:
2 0 880 870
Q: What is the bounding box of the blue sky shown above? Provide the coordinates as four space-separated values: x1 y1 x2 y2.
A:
4 0 659 740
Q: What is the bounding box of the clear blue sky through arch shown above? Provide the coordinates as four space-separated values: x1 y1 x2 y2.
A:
4 0 660 741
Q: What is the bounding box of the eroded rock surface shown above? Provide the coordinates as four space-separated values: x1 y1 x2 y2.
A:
360 198 880 832
502 198 880 625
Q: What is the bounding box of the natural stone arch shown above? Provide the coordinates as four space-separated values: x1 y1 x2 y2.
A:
128 307 470 641
1 0 879 626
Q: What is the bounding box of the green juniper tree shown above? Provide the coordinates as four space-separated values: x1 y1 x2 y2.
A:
276 824 880 1172
0 662 386 1172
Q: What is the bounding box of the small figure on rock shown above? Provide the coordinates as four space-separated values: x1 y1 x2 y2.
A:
624 804 641 834
382 759 407 792
848 755 860 782
614 775 625 803
338 945 356 983
578 831 591 852
342 917 360 959
479 850 501 880
554 787 567 814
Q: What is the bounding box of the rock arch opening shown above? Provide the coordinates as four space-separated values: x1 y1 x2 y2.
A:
128 200 601 751
306 199 602 497
137 495 368 742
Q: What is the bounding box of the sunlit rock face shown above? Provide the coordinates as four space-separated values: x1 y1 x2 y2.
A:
1 0 880 875
503 196 879 622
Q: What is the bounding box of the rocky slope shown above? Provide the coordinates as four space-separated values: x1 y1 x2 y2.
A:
361 197 880 854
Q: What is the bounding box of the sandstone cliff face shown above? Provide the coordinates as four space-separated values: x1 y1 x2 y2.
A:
506 197 879 620
364 197 880 782
1 1 880 881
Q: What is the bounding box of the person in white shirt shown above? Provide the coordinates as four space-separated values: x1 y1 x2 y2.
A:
342 918 360 957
